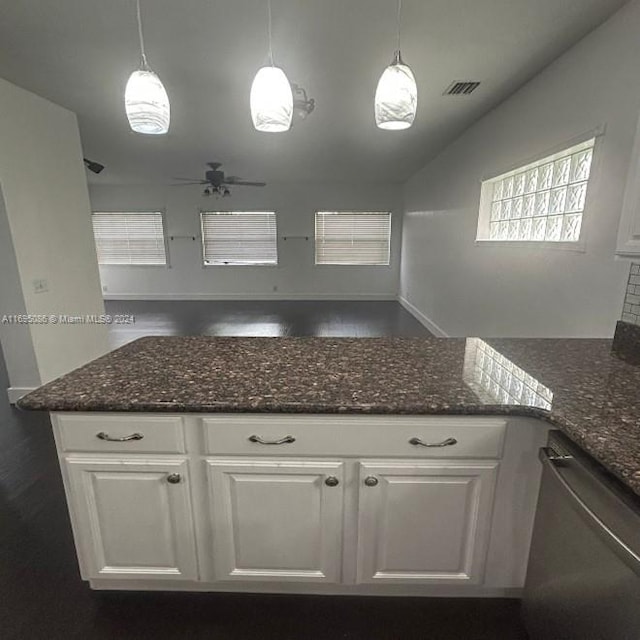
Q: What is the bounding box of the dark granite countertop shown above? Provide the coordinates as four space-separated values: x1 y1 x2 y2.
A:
17 334 640 496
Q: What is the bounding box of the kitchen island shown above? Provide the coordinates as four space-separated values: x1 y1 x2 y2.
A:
17 334 640 595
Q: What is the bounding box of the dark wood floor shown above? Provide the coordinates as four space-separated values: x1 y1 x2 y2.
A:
0 301 529 639
104 299 433 348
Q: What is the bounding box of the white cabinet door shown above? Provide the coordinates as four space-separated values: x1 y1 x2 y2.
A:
356 460 499 585
618 111 640 256
206 459 344 582
65 457 198 581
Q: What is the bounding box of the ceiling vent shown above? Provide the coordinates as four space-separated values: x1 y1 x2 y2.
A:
443 81 481 96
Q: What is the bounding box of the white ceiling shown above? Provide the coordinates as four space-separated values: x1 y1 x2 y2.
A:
0 0 629 185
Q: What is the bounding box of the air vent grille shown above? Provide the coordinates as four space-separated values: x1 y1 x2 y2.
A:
444 81 481 96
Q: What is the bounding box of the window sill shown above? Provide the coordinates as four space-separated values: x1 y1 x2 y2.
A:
474 239 586 253
314 262 391 267
98 263 170 267
203 263 278 267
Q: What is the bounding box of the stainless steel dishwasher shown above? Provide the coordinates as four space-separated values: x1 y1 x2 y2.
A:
523 431 640 640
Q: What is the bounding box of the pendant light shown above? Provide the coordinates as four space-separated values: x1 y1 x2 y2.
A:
250 0 293 132
125 0 170 135
374 0 417 130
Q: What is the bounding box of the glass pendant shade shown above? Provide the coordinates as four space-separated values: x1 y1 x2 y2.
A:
374 54 417 130
250 66 293 132
125 68 170 135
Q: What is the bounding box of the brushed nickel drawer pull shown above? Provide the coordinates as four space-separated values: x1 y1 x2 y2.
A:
364 476 379 487
248 434 296 445
409 436 458 448
325 476 340 487
167 473 182 484
96 431 144 442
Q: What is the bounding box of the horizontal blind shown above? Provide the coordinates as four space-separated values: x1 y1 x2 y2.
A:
92 212 166 265
315 212 391 265
201 212 278 265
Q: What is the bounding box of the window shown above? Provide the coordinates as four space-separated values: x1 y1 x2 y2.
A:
315 212 391 265
92 212 167 265
201 212 277 265
477 138 595 244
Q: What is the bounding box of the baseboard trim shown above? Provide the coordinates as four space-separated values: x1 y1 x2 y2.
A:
88 578 522 598
7 386 36 404
103 293 397 301
397 295 448 337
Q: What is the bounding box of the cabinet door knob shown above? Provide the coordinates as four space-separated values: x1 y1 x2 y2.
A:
167 473 182 484
325 476 339 487
364 476 379 487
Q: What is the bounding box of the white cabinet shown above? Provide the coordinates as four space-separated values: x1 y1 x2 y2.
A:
356 461 499 585
617 110 640 256
57 414 186 454
202 415 506 459
64 457 198 581
204 457 498 587
51 413 545 594
205 459 345 582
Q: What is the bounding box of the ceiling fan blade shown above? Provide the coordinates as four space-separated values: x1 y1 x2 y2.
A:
172 177 205 182
206 162 222 171
170 181 207 186
226 181 266 187
223 176 266 186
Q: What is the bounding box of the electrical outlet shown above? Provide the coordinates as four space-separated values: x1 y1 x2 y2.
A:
273 285 278 292
32 278 48 294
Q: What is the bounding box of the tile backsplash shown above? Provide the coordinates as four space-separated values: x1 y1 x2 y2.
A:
622 263 640 326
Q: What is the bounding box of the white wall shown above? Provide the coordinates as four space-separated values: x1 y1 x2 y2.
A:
401 0 640 338
0 77 108 386
0 189 41 389
90 182 402 299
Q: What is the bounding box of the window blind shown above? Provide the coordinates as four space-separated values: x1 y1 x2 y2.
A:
91 212 167 265
315 212 391 265
201 212 278 265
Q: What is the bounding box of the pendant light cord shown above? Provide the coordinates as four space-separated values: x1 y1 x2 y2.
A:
136 0 148 69
268 0 274 65
396 0 402 54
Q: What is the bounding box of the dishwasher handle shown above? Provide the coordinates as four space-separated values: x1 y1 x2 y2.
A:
540 447 640 573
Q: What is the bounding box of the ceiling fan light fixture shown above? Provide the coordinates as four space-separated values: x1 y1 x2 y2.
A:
375 52 417 130
250 66 293 132
125 0 170 135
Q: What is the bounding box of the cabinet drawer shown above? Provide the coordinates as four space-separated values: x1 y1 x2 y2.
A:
203 416 506 459
55 414 186 453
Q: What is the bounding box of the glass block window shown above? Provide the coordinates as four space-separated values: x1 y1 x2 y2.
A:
315 212 391 265
92 212 167 265
478 138 595 243
463 338 553 410
201 212 277 265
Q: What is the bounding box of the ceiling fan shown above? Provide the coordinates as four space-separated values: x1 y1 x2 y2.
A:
172 162 266 197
